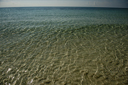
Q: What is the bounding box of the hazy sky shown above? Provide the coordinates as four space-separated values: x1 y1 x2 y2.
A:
0 0 128 8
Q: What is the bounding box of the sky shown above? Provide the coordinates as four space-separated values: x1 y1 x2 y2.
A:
0 0 128 8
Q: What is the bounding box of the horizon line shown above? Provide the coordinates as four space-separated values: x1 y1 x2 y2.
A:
0 6 128 8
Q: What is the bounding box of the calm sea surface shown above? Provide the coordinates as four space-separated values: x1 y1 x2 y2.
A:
0 7 128 85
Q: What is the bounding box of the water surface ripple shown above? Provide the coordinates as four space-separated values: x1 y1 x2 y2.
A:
0 7 128 85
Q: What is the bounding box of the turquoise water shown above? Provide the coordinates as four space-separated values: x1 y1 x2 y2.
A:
0 7 128 85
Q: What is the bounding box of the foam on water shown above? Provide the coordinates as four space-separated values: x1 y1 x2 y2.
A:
0 7 128 85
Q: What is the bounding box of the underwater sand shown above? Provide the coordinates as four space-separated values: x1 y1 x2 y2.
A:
0 24 128 85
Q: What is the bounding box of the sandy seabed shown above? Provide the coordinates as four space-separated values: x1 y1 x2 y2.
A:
0 24 128 85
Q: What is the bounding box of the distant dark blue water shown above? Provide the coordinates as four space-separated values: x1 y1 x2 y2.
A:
0 7 128 27
0 7 128 85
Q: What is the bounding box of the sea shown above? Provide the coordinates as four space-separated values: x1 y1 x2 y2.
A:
0 7 128 85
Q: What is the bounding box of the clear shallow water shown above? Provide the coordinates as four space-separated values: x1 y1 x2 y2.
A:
0 7 128 85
